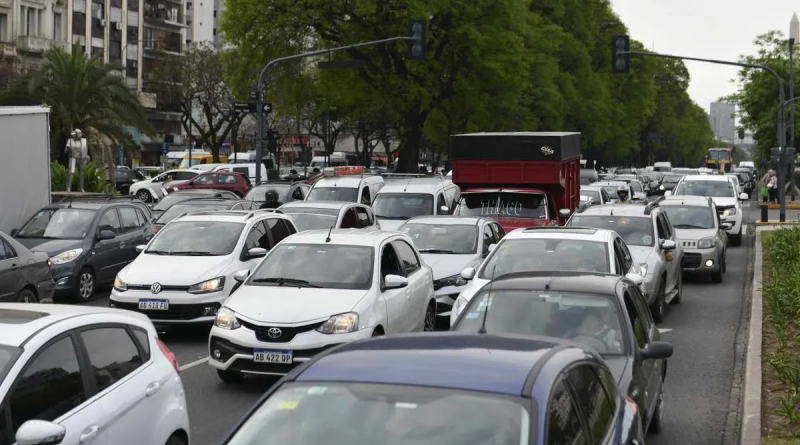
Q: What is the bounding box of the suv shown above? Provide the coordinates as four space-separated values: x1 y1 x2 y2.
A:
659 196 729 283
109 210 298 324
567 200 683 322
668 174 747 246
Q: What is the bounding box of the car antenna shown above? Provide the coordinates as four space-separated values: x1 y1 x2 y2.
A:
325 225 334 243
478 260 499 335
403 178 412 192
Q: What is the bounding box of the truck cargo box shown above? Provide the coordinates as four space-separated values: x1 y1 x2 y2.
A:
450 132 581 162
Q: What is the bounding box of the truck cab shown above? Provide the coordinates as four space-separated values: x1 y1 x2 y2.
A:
449 132 581 231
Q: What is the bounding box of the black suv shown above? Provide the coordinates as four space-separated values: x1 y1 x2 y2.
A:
12 200 155 301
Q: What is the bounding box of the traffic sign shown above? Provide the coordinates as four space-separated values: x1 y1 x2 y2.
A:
234 103 250 113
162 143 169 154
249 88 259 101
248 102 273 114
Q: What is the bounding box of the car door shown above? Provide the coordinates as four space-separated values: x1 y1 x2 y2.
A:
117 206 150 267
4 335 108 445
0 239 18 301
265 218 293 246
191 174 216 191
481 224 496 258
216 173 239 194
623 286 660 426
655 213 678 294
392 239 429 331
545 374 591 445
355 206 373 229
566 364 616 444
378 242 408 333
239 220 272 270
92 208 125 284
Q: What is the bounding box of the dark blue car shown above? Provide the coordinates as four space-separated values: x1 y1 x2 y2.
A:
219 334 645 445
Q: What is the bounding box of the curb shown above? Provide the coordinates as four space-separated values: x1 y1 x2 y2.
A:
766 205 800 210
755 221 800 226
740 229 764 445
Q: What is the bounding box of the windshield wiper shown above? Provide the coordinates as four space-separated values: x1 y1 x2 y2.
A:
418 248 457 254
375 215 409 220
251 277 321 288
673 224 709 229
167 251 216 256
145 250 170 255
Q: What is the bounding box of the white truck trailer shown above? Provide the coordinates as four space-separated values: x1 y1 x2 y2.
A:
0 106 51 234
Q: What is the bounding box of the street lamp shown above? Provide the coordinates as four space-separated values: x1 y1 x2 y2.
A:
789 13 799 200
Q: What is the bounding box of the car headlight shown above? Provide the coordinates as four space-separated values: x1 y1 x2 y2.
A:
659 185 665 190
433 274 468 289
188 276 225 294
214 307 241 330
697 237 717 248
113 276 127 292
453 294 470 318
316 312 359 334
639 263 648 276
722 208 737 217
49 248 84 265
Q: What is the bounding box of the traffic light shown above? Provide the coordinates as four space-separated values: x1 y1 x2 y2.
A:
738 128 745 140
770 147 783 164
611 35 630 74
408 20 426 60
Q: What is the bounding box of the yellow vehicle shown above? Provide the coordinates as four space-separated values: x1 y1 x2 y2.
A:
178 153 228 169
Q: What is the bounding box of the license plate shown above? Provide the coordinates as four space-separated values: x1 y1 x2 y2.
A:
253 349 292 363
138 299 169 310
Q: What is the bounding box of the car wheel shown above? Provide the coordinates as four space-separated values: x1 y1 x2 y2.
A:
711 264 723 284
217 369 244 383
423 303 436 332
165 435 187 445
650 279 665 323
731 228 742 247
76 268 95 301
16 288 37 303
670 272 682 305
136 189 152 202
649 387 665 434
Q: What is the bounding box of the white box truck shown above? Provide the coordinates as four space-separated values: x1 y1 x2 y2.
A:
0 106 51 234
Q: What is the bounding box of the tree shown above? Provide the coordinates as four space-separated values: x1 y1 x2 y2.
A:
0 46 153 167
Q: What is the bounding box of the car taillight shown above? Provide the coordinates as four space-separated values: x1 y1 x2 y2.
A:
153 227 159 234
625 396 639 415
158 339 180 373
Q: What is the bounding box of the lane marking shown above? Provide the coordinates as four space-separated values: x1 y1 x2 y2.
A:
658 328 672 334
179 357 209 371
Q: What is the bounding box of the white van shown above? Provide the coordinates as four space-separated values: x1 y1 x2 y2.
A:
228 151 277 169
212 163 268 183
372 177 461 230
653 161 673 172
306 174 384 205
309 152 351 168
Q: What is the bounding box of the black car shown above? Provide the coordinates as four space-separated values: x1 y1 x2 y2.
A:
151 189 241 219
244 181 312 207
0 231 55 303
655 174 684 195
113 169 146 194
451 271 673 436
151 197 256 232
11 201 155 301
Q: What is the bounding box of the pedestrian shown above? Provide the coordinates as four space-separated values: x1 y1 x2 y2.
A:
766 170 778 203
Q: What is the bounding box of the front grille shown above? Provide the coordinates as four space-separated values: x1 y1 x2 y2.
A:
113 301 220 320
127 284 191 292
682 253 701 269
237 319 326 342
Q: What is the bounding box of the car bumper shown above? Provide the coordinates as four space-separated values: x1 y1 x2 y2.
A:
724 213 742 236
109 288 227 324
50 262 80 296
208 325 374 375
681 248 721 272
36 278 56 302
433 285 464 317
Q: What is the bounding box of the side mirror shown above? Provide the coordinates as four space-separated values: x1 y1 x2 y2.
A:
440 205 450 214
247 247 268 259
233 269 250 283
640 341 674 360
739 193 749 200
16 420 66 445
135 245 146 253
460 267 476 281
660 239 676 251
384 274 408 289
97 230 115 241
721 222 733 230
487 244 497 253
558 208 572 219
10 228 18 237
625 273 644 286
664 190 672 196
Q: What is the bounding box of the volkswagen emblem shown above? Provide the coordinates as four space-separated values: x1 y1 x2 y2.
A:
267 327 282 339
150 282 162 294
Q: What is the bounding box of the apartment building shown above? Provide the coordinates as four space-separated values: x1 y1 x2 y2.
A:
184 0 221 46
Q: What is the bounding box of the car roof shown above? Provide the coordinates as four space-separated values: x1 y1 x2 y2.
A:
681 174 729 182
279 201 353 210
378 178 450 194
294 333 580 396
576 204 652 217
176 209 286 223
661 196 713 206
284 229 400 247
593 181 628 187
170 197 244 205
313 176 372 188
46 200 134 211
403 216 485 226
480 271 624 296
0 304 142 347
505 226 613 241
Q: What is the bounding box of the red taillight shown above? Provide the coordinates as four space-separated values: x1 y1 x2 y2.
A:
625 396 639 415
158 339 180 373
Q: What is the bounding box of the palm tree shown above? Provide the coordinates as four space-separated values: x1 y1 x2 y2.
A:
0 45 154 167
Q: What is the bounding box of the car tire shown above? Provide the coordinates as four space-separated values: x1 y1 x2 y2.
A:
165 435 187 445
136 189 152 202
75 268 95 301
730 228 742 247
670 272 682 305
711 264 723 284
16 288 37 303
649 387 665 434
423 302 436 332
217 369 244 383
650 279 665 323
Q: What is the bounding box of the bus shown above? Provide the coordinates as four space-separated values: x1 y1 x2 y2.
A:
704 147 734 173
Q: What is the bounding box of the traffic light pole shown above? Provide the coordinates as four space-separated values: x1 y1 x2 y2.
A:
254 32 424 185
619 50 788 221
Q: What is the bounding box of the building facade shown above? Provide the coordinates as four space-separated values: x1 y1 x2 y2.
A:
185 0 220 46
709 101 736 143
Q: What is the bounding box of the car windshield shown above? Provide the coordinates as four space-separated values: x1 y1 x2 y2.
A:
580 190 601 202
0 344 20 382
400 223 478 254
249 244 374 290
146 221 243 256
155 203 232 225
226 382 531 445
16 208 97 239
662 206 716 229
568 215 654 246
281 207 340 216
179 157 203 168
454 290 627 355
662 175 683 184
653 166 672 172
673 169 699 175
372 193 434 219
675 181 735 198
285 213 339 232
245 185 291 203
456 192 547 219
306 187 359 202
629 181 643 192
114 170 135 181
598 185 624 197
479 239 610 279
153 193 206 211
708 151 731 161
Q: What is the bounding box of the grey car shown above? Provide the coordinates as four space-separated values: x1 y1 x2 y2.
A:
567 199 684 323
0 231 55 303
659 196 728 283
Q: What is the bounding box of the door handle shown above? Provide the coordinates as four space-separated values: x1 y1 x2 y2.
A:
119 242 125 249
79 425 100 443
10 264 18 270
145 381 161 397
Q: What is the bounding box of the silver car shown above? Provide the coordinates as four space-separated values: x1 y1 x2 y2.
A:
659 196 728 283
566 199 683 323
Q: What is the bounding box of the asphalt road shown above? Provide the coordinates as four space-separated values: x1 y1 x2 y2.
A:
82 200 758 445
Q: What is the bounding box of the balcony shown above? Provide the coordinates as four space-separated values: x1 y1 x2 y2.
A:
143 2 186 28
16 36 70 54
0 42 17 58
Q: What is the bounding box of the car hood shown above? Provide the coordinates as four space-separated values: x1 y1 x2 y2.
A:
420 254 481 280
377 219 409 231
120 255 232 285
15 238 83 257
674 228 717 242
626 245 654 264
707 196 737 208
227 286 369 324
603 356 632 388
497 217 552 232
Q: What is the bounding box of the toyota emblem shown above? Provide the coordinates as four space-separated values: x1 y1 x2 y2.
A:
150 283 162 294
267 328 282 339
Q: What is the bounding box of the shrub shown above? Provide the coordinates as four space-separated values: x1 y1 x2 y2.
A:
50 162 107 192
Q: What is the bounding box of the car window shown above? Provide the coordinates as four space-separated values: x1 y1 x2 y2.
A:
482 225 495 256
491 223 505 240
194 175 216 185
655 214 668 240
597 367 619 412
614 238 633 273
0 241 6 261
266 218 292 245
659 213 674 238
243 221 272 256
98 208 122 234
292 187 305 201
80 327 143 392
176 171 196 180
360 187 371 205
9 337 86 432
130 327 151 361
624 291 649 348
380 244 404 281
567 365 615 443
219 174 238 184
340 208 359 229
134 207 149 226
393 240 421 276
629 284 655 339
118 207 141 232
547 375 588 445
436 194 448 214
355 207 371 227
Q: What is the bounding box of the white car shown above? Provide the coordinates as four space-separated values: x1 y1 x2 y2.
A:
0 304 188 445
129 169 200 202
208 229 437 382
277 201 380 232
397 216 504 321
449 226 646 326
668 174 747 246
110 210 298 324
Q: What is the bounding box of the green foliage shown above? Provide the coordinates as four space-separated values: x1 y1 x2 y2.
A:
50 162 107 192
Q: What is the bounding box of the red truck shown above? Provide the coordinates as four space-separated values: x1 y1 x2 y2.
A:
450 132 581 231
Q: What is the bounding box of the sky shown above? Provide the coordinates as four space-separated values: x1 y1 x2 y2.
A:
611 0 799 114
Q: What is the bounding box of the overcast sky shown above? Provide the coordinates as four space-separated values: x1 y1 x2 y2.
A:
612 0 797 113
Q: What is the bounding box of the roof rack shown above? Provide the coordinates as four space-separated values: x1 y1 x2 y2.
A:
59 195 146 204
244 208 284 219
643 196 665 215
177 210 251 219
522 226 596 231
380 173 428 179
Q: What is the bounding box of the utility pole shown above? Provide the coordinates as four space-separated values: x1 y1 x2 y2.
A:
790 13 799 200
